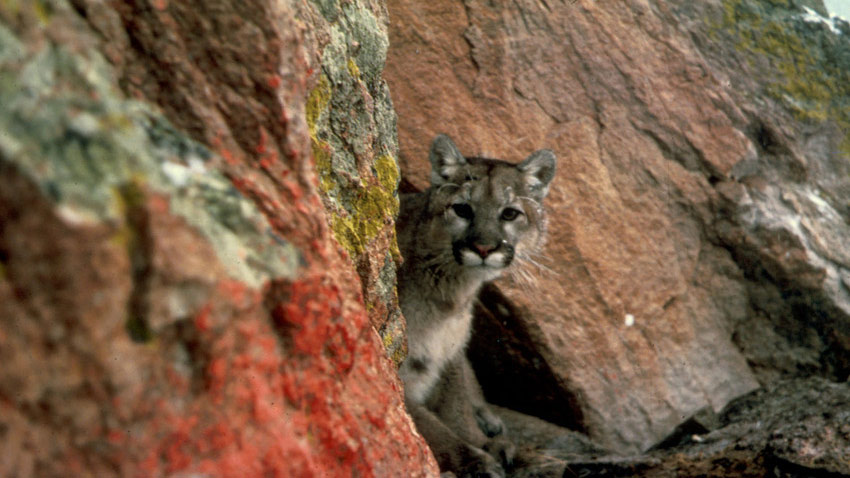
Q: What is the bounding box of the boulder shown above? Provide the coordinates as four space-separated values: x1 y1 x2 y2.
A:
385 0 850 453
0 1 436 476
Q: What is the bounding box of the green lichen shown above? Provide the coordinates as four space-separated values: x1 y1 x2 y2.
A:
715 0 850 155
340 2 388 84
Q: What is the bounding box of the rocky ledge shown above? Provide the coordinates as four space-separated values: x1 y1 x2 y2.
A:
502 377 850 477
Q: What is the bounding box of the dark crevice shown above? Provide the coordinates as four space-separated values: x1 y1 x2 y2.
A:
68 0 88 20
716 233 850 383
749 119 785 156
764 449 850 478
265 278 296 353
461 0 482 73
121 183 154 343
469 284 587 434
513 86 565 125
629 117 703 174
162 319 211 394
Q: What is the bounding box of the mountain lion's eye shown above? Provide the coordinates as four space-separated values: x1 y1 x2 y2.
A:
451 203 474 220
500 207 522 221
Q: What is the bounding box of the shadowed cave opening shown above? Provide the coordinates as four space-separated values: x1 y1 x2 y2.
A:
469 284 587 434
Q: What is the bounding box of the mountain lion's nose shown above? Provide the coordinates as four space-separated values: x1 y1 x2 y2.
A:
473 243 496 258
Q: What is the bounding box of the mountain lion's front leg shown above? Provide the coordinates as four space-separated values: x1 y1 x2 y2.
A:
427 355 516 469
405 396 505 478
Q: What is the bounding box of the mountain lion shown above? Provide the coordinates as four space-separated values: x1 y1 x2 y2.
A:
396 134 556 477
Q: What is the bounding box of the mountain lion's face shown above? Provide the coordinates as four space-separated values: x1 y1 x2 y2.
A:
422 135 555 279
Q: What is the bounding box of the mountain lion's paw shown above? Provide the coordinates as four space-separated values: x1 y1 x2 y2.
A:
458 444 505 478
483 435 516 468
474 406 505 437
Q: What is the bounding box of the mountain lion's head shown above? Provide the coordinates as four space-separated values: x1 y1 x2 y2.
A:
411 134 555 282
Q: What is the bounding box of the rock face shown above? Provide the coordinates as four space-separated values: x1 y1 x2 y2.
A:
503 377 850 478
385 0 850 454
3 0 848 474
0 1 437 476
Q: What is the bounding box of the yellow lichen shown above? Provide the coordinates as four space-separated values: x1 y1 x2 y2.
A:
306 67 402 261
108 186 129 245
0 0 51 23
33 0 50 23
327 171 398 256
0 0 19 14
306 74 331 138
715 0 850 155
382 330 393 348
373 154 399 192
764 0 790 7
373 155 402 261
391 344 405 366
381 328 406 366
312 139 336 195
347 58 361 79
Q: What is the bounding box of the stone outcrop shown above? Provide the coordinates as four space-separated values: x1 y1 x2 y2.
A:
0 1 436 476
503 377 850 478
3 0 849 474
385 0 850 454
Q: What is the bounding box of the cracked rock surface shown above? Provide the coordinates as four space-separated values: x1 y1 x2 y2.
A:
0 1 436 476
385 0 850 465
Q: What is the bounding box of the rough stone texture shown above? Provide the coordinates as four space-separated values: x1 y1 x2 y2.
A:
385 0 850 455
303 0 408 363
677 0 850 384
0 1 437 476
490 378 850 477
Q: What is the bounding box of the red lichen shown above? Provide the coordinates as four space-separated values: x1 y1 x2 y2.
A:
283 179 304 201
267 74 282 89
148 194 170 214
194 303 212 332
107 429 126 445
259 150 278 170
220 148 239 166
217 279 256 307
22 263 436 477
256 128 269 154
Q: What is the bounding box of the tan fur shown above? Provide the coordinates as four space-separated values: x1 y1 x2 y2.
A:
397 134 555 477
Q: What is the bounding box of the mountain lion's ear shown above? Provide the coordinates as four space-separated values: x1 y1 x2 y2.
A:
429 134 467 186
518 149 556 200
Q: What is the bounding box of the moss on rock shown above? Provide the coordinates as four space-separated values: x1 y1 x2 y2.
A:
716 0 850 154
305 0 404 359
